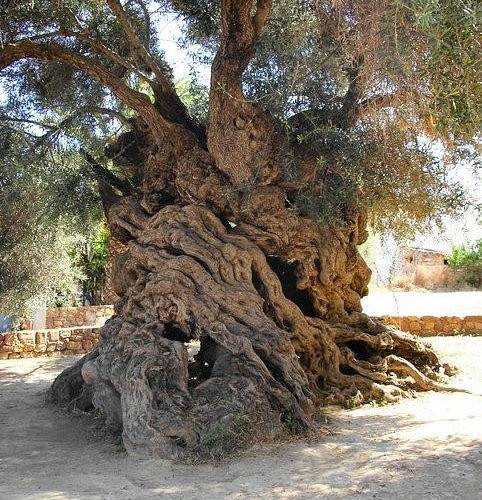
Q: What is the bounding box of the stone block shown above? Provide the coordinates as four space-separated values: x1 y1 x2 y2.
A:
464 315 482 323
36 331 48 343
20 351 34 358
49 331 60 341
82 340 93 351
3 333 16 345
9 353 20 359
0 352 9 360
442 323 454 333
409 321 421 332
18 332 34 342
67 341 82 350
85 311 97 324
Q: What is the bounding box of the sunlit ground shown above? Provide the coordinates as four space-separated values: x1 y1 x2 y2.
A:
362 290 482 317
0 337 481 500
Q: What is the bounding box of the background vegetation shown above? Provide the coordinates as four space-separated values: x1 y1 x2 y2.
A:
447 239 482 288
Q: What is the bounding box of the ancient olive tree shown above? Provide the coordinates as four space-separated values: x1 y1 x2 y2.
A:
1 0 479 459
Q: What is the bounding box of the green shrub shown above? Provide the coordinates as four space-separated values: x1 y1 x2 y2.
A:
447 239 482 288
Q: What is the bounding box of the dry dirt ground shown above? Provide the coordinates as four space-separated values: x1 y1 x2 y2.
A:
0 336 481 500
361 290 482 317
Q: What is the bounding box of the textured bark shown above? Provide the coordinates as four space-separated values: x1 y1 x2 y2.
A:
48 194 454 460
102 236 128 305
45 0 457 461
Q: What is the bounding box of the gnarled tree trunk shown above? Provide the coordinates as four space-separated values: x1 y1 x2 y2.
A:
47 0 452 460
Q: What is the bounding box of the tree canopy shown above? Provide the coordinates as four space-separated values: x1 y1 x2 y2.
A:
0 0 479 237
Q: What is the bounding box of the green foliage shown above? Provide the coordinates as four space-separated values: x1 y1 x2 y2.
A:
447 239 482 288
0 0 480 242
407 0 481 139
68 224 109 306
175 78 209 123
0 126 104 322
195 413 257 462
179 0 479 233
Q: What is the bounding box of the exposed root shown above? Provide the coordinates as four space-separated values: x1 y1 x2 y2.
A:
46 348 98 411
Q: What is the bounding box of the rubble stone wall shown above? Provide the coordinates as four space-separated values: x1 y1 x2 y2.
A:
0 326 101 360
382 315 482 336
1 314 480 361
45 305 114 329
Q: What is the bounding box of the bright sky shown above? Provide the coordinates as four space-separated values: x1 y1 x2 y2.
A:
156 14 211 84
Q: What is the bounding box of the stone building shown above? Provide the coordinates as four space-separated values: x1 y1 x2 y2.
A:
392 246 453 289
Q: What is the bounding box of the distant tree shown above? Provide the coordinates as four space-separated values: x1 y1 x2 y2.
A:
0 127 103 324
1 0 479 459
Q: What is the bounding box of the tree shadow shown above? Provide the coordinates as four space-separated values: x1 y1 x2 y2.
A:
0 355 481 499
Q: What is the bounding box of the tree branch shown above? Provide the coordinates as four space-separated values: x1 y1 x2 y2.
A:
87 106 132 128
353 93 401 121
97 180 122 221
81 149 134 196
207 0 276 186
0 40 171 137
74 32 159 85
13 29 160 90
0 116 57 131
33 106 131 146
339 56 364 129
106 0 168 88
105 0 202 134
213 0 272 93
253 0 272 37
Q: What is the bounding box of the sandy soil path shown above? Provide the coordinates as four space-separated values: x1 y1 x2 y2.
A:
361 291 482 317
0 337 481 500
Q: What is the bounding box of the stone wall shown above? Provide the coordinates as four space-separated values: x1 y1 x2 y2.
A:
382 315 482 336
45 305 114 329
1 313 480 361
0 326 101 360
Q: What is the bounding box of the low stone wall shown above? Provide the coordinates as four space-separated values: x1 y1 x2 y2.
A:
382 315 482 336
2 314 480 361
46 305 114 329
0 326 101 360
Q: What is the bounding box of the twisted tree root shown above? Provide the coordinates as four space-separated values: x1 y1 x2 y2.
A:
49 205 461 459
